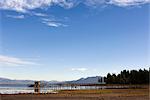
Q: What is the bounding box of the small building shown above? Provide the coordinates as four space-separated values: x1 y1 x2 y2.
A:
98 77 105 84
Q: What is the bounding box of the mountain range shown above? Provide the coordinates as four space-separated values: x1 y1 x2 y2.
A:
0 76 105 86
67 76 104 84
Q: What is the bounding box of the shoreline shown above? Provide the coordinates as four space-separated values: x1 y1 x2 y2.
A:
0 84 149 94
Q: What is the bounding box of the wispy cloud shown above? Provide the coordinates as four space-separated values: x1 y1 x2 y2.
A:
0 0 74 13
0 55 37 66
108 0 150 7
0 0 149 28
0 0 149 13
42 18 67 27
84 0 150 7
6 15 25 19
32 12 48 17
84 0 107 7
71 68 88 72
42 21 66 27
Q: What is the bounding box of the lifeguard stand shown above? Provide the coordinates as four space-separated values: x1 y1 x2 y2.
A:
34 81 40 93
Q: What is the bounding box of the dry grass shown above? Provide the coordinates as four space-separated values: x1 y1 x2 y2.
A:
1 86 149 100
58 89 112 94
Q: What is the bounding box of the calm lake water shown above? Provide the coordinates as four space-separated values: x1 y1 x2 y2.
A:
0 86 59 94
0 85 33 94
0 85 134 94
0 85 106 94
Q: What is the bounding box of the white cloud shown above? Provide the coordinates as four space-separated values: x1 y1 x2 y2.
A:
0 0 149 13
42 18 67 27
0 55 37 66
32 12 48 17
0 0 149 28
84 0 150 7
108 0 150 7
43 21 66 27
6 15 25 19
85 0 107 6
0 0 74 13
71 68 88 72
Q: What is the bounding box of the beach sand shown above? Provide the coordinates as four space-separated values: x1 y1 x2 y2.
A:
0 88 149 100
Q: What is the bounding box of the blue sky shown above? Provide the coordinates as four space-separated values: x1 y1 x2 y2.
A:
0 0 149 81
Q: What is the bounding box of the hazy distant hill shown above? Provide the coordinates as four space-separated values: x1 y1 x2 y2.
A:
0 77 59 85
67 76 105 84
0 77 35 85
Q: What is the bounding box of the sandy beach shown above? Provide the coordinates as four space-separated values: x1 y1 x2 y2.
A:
0 88 149 100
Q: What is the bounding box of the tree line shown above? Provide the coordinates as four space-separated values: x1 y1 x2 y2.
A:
105 68 149 84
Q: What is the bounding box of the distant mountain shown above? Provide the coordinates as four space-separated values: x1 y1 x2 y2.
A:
67 76 105 84
0 77 35 85
0 77 59 85
0 76 105 86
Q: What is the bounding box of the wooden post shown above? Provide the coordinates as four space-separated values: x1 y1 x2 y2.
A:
34 81 40 93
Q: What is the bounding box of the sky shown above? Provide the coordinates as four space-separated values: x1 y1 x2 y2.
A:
0 0 149 81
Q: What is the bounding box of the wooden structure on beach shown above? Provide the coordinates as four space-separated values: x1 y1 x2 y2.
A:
34 81 40 93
